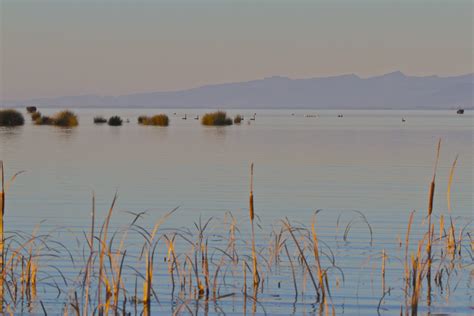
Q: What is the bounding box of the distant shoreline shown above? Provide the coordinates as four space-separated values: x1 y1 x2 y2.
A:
2 72 472 110
1 105 472 111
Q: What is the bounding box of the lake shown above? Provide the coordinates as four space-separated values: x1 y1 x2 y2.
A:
0 108 472 315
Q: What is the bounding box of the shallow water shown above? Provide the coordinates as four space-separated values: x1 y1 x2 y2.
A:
0 108 472 314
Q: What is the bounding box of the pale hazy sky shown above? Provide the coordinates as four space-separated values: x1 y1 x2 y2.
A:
1 0 472 100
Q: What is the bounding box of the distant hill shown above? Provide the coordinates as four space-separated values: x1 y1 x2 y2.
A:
2 71 473 109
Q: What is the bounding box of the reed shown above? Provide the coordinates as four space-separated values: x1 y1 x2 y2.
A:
425 139 441 303
249 163 260 289
0 162 4 313
0 141 470 314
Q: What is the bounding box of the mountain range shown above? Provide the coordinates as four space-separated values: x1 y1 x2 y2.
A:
2 71 473 109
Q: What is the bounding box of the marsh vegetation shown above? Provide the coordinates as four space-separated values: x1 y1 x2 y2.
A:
201 111 233 126
0 109 24 127
93 116 107 124
138 114 169 126
0 141 470 315
108 116 123 126
33 110 79 127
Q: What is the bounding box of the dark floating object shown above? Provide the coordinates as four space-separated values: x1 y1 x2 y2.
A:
402 118 406 122
457 109 464 114
337 114 343 118
194 115 199 120
182 114 187 120
26 106 37 113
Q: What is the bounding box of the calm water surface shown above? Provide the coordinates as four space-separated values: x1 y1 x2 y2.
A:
0 108 472 314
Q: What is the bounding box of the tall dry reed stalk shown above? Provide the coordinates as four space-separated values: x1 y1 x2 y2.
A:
98 194 117 316
249 163 260 289
426 139 441 302
82 193 95 316
0 161 4 313
0 162 23 314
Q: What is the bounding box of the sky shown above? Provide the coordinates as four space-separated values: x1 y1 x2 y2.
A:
1 0 472 101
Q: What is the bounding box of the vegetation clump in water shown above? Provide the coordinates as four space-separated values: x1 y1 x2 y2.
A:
34 110 79 127
26 106 37 113
201 111 233 126
93 116 107 124
108 116 123 126
0 109 25 126
138 114 169 126
234 114 243 124
34 115 54 125
53 111 79 127
31 112 41 121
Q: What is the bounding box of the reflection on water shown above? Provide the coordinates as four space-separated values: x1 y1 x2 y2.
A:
53 126 77 141
0 126 23 141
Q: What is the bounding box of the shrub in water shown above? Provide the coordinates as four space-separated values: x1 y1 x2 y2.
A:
31 112 41 121
53 111 79 127
0 109 25 126
201 111 233 126
138 114 169 126
35 115 54 125
26 106 37 113
137 116 147 124
94 116 107 124
234 114 243 124
108 116 123 126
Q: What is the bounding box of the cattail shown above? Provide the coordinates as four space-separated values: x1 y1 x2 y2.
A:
428 139 441 216
248 163 259 288
381 249 386 293
249 163 254 221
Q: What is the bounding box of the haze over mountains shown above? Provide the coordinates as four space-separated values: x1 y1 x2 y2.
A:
3 71 473 109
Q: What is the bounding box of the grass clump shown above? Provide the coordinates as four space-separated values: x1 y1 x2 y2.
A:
33 110 78 127
137 116 147 124
93 116 107 124
138 114 169 126
201 111 233 126
0 109 25 126
53 111 78 127
108 116 123 126
31 112 41 121
234 114 243 124
34 115 54 125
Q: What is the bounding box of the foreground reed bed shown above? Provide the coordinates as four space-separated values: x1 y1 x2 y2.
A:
0 143 471 315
